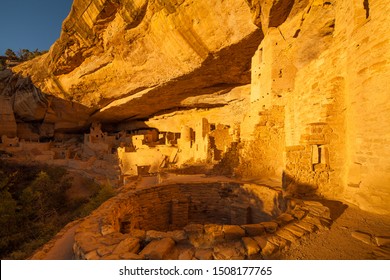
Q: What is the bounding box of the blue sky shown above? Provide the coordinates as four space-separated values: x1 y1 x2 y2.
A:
0 0 73 56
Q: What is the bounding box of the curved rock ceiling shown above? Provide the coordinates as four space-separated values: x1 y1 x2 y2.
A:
3 0 300 125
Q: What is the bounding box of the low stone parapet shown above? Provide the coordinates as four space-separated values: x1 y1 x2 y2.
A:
73 181 332 260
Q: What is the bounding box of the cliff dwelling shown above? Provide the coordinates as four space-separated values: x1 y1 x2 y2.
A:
1 0 390 260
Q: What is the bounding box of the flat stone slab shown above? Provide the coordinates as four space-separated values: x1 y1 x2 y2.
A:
140 237 175 259
167 230 187 242
100 233 126 246
119 252 144 260
178 248 195 260
351 231 373 245
77 236 100 253
223 225 246 240
204 224 224 243
185 224 205 247
276 228 299 243
375 236 390 247
253 236 279 257
284 224 309 238
85 250 100 260
213 242 245 260
290 209 307 220
242 224 266 236
261 221 279 233
302 214 330 230
100 224 117 236
113 237 140 255
266 235 290 250
275 213 295 226
146 230 187 242
303 202 331 219
195 249 214 260
131 229 146 239
146 230 167 241
184 224 204 234
242 237 261 256
102 254 120 260
294 220 318 233
97 245 116 257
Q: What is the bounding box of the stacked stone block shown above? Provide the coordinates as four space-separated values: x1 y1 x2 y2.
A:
73 182 332 260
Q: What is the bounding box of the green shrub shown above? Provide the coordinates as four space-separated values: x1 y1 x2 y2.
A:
0 163 113 259
75 183 115 217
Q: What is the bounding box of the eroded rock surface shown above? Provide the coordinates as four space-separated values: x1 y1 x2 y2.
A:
1 0 390 260
10 0 262 123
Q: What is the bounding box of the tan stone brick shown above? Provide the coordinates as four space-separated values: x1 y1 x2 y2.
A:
213 242 246 260
241 223 266 236
100 224 117 236
302 201 331 219
195 249 214 260
119 253 144 260
294 220 318 233
319 217 332 229
242 237 261 256
374 236 390 247
100 233 125 246
146 230 168 241
284 224 309 238
275 213 295 226
302 214 329 230
351 231 373 245
253 236 279 257
84 250 100 260
166 230 187 242
140 238 176 260
260 221 279 233
130 229 146 239
77 236 99 253
97 245 116 257
101 254 120 260
276 228 299 243
178 248 195 260
204 224 224 243
266 235 290 249
184 224 204 234
290 209 307 220
113 237 140 255
223 225 246 240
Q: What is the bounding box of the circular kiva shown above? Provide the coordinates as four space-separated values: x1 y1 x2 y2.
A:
73 183 331 260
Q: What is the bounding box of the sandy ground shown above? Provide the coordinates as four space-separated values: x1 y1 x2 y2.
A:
279 204 390 260
41 224 79 260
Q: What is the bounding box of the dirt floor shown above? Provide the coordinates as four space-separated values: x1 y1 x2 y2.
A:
279 203 390 260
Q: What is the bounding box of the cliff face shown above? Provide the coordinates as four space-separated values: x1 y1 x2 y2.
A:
1 0 390 215
13 0 262 122
239 0 390 214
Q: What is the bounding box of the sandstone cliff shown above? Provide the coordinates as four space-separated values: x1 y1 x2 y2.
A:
1 0 390 215
12 0 262 123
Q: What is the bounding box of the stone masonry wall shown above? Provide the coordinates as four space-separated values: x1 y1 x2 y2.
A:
342 0 390 214
72 183 333 260
240 0 390 214
122 183 285 232
239 105 285 179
